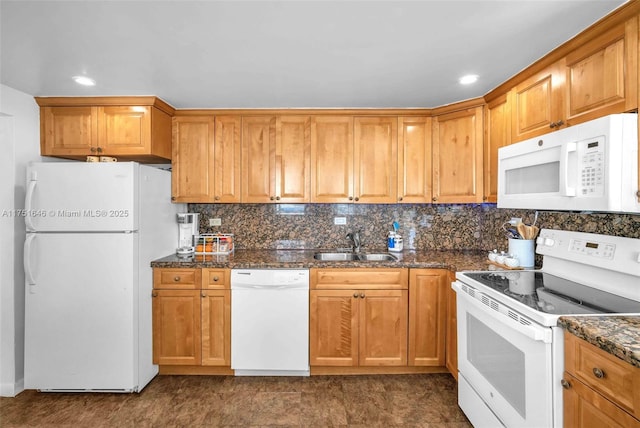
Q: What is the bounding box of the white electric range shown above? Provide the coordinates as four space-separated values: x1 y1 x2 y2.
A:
453 228 640 428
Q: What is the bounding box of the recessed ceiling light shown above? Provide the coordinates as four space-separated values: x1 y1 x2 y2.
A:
72 75 96 86
459 74 478 85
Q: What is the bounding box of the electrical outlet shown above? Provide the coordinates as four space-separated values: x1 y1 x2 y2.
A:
209 218 222 227
334 217 347 225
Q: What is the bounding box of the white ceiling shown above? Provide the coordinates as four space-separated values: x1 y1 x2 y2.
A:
0 0 628 109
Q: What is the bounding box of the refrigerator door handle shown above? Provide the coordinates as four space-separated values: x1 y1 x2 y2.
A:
25 178 37 232
24 233 36 289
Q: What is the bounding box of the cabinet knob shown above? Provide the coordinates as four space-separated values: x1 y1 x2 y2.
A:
213 276 219 282
636 190 640 198
96 147 103 153
152 291 158 297
359 293 365 298
201 292 206 298
173 276 180 282
276 196 281 201
353 293 359 298
214 196 220 201
270 196 275 201
90 147 97 153
560 379 571 389
171 196 176 201
398 197 403 202
354 197 359 202
592 367 605 379
432 197 437 202
348 196 354 201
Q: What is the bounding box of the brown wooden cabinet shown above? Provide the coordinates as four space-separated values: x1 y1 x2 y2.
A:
311 116 397 203
37 97 173 162
408 269 448 367
242 116 311 203
563 332 640 427
152 268 231 373
309 268 408 368
171 115 241 203
484 93 512 203
397 116 432 203
432 106 484 203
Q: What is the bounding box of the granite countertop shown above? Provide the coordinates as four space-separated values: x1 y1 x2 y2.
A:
558 316 640 368
151 249 492 272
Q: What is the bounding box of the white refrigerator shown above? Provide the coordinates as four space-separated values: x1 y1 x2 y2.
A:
23 162 184 392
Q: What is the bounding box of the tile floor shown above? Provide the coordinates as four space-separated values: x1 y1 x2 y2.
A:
0 373 472 427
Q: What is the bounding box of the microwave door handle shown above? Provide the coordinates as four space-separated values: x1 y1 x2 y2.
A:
560 142 577 197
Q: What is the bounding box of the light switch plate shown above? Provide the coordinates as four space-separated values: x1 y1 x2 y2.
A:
334 217 347 225
209 218 222 226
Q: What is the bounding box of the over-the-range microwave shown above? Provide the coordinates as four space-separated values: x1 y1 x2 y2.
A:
498 113 639 213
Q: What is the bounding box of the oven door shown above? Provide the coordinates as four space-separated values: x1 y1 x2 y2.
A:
453 281 554 428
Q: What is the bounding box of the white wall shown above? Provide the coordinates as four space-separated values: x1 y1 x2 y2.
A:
0 84 42 396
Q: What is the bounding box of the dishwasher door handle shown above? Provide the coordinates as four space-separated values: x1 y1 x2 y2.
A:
232 284 307 290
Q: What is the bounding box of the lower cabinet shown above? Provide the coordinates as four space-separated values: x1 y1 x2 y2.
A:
563 331 640 427
152 268 231 374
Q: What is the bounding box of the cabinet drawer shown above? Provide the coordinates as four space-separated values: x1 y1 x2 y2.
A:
565 332 640 419
311 268 408 290
153 268 201 289
202 268 229 289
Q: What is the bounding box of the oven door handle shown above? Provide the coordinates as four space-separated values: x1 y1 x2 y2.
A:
453 281 553 344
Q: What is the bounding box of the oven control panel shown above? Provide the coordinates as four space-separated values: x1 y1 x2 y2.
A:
536 229 639 276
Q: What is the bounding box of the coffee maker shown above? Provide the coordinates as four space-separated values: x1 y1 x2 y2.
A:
176 213 199 254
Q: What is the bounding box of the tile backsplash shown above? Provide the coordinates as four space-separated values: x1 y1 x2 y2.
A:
190 203 640 251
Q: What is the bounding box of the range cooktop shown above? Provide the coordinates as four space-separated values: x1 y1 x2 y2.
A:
461 271 640 317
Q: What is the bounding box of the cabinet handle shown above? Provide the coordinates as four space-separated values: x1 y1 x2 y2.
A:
398 197 403 202
173 276 181 282
560 379 571 389
96 147 103 153
152 291 158 297
360 293 365 298
592 367 605 379
354 197 359 202
353 293 359 298
432 197 437 202
636 190 640 198
348 196 354 201
270 196 275 201
214 196 220 201
171 196 176 201
90 147 97 153
275 196 281 201
213 276 219 282
201 292 206 298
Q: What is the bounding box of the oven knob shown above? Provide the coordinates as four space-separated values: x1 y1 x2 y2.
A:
544 238 555 247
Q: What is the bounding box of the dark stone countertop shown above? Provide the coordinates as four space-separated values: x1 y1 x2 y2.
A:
558 316 640 368
151 249 492 272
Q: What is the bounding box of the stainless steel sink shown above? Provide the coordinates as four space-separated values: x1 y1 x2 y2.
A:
357 253 398 261
313 252 359 261
313 252 398 262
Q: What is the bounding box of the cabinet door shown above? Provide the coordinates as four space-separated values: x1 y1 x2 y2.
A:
484 93 512 203
214 116 242 203
512 60 565 142
408 269 448 367
242 116 276 203
432 106 484 203
311 116 354 202
309 289 358 366
41 106 97 156
563 373 640 428
99 106 151 154
398 116 432 203
354 117 398 203
276 116 311 202
152 289 201 366
445 278 458 379
358 289 408 367
565 20 637 125
171 116 215 202
201 290 231 366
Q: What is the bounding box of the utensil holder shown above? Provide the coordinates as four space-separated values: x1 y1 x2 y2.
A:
508 238 535 267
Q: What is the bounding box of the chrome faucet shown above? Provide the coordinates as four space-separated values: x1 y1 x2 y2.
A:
346 230 361 253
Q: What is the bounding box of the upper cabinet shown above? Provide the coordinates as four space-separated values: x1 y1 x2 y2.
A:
432 106 484 203
171 115 241 203
484 93 512 203
36 97 174 163
310 116 397 203
242 116 311 203
512 16 638 143
398 116 432 203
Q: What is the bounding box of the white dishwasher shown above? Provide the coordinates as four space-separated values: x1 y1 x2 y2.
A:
230 269 310 376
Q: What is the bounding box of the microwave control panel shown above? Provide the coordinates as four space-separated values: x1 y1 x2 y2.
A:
579 138 605 196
